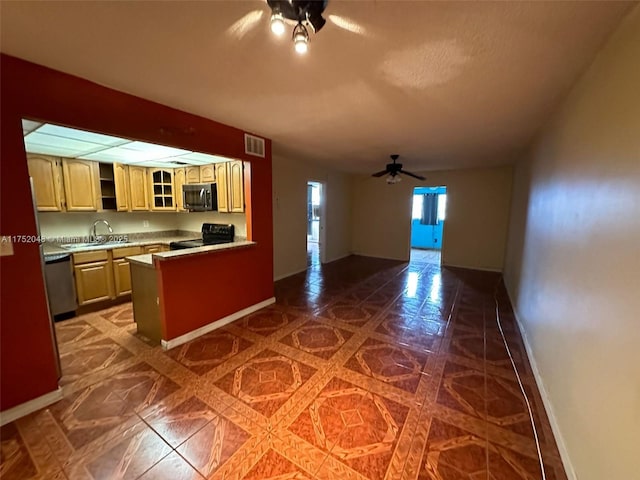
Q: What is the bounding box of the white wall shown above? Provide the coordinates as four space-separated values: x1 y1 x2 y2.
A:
272 154 353 280
351 166 513 271
503 7 640 479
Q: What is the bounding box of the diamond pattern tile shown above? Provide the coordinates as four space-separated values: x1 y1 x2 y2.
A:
1 254 568 480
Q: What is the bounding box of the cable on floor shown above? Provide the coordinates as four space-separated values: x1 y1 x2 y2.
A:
492 281 546 480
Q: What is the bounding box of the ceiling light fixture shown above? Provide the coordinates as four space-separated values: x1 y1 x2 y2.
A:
386 174 402 185
292 22 309 54
266 0 328 53
270 12 286 35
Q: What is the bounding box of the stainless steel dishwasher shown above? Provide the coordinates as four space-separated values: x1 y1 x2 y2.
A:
44 253 78 319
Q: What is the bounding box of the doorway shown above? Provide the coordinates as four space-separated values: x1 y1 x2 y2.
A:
410 186 447 264
307 181 324 268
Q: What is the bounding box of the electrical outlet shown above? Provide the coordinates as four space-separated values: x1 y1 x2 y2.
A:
143 220 149 228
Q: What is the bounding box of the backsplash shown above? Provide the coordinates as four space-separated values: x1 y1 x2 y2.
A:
37 211 247 238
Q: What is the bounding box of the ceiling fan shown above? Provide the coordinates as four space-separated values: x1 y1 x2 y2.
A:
226 1 366 48
372 154 426 184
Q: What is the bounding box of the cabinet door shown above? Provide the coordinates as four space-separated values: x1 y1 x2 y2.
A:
143 244 167 254
74 260 114 305
149 168 175 211
113 258 133 296
128 166 149 211
228 160 245 213
200 164 215 183
62 159 98 211
185 166 201 184
215 162 229 213
27 154 64 211
174 168 186 211
114 163 130 211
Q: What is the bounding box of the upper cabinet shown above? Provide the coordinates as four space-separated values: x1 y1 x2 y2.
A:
98 163 117 211
149 168 175 211
27 154 65 211
61 159 99 211
216 161 244 213
128 166 149 211
174 168 186 211
27 155 245 214
113 163 130 211
185 166 201 184
228 160 245 213
200 164 215 183
215 162 229 213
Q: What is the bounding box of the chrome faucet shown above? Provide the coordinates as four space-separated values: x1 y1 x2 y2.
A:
90 219 113 242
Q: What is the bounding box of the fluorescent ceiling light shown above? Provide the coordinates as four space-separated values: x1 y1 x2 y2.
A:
22 119 234 166
36 124 127 146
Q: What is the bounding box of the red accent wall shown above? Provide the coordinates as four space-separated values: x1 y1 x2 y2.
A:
0 54 274 410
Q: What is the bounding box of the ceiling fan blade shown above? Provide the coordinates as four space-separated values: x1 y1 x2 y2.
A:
372 170 389 177
399 169 426 180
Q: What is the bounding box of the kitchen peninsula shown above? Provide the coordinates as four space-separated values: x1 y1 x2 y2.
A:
127 239 267 349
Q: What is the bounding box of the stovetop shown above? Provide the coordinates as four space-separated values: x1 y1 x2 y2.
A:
169 223 235 250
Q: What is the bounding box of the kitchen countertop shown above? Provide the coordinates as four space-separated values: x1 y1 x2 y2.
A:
127 240 256 266
42 235 200 256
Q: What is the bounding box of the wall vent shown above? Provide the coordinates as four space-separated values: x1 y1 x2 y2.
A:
244 133 265 158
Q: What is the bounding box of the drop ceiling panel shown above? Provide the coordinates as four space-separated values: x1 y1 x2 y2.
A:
24 132 108 157
36 123 127 147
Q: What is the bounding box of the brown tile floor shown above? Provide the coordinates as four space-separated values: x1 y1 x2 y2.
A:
0 255 567 479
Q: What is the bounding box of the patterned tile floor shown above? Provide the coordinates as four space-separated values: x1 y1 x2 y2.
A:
0 254 567 479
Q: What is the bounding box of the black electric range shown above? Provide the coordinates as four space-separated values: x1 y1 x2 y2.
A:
169 223 235 250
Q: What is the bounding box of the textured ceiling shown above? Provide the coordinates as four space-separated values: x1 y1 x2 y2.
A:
0 1 634 173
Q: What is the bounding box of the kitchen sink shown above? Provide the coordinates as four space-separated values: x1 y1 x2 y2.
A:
60 240 130 251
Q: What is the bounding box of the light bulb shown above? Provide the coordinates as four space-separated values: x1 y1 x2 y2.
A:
294 37 308 54
292 22 309 54
270 13 285 36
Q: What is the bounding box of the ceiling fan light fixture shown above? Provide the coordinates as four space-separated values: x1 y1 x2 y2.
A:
293 22 309 54
270 12 286 35
386 174 402 184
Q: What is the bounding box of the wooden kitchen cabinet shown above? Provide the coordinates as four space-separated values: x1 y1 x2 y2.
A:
149 168 175 211
143 243 168 254
228 160 245 213
215 162 230 212
73 250 114 305
128 166 149 211
61 159 99 211
215 161 244 213
200 164 215 183
113 163 130 211
112 246 142 297
27 154 65 211
185 166 201 184
174 168 186 211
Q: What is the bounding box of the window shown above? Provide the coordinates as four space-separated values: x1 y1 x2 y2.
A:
412 195 423 220
437 194 447 222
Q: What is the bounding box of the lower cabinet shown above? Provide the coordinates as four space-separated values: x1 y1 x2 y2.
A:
143 243 169 254
73 246 143 305
112 246 143 297
73 251 114 305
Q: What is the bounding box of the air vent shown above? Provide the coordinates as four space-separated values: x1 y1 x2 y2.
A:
244 133 265 158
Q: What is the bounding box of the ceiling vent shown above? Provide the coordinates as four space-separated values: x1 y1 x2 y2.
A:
244 133 265 158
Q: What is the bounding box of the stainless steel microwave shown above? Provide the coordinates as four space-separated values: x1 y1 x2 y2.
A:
182 183 218 211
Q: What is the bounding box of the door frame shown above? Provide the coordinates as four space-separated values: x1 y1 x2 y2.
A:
307 180 326 264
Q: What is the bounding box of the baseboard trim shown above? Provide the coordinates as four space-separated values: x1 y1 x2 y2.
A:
441 262 503 273
161 297 276 351
323 252 351 264
0 387 63 426
274 267 308 282
505 288 577 480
